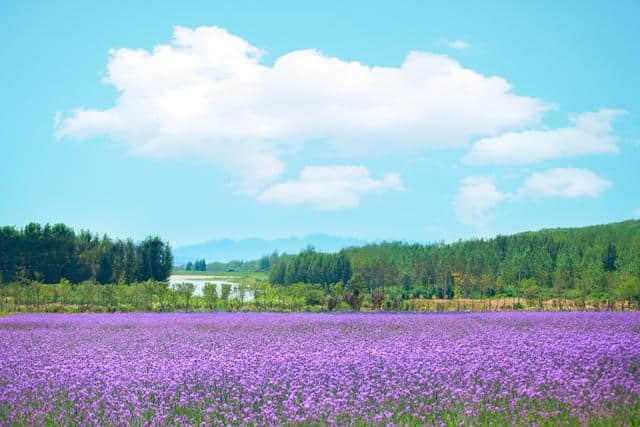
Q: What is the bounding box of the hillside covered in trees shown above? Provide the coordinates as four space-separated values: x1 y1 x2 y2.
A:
1 220 639 311
268 220 640 302
0 223 173 284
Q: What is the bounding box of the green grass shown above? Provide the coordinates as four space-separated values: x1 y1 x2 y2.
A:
4 398 637 426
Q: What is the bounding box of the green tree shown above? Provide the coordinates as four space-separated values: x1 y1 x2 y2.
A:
56 278 72 305
220 283 232 308
616 272 640 310
521 278 540 308
603 243 617 272
343 278 364 311
203 282 218 310
173 282 195 310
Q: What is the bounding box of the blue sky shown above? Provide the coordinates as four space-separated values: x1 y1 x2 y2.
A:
1 1 639 247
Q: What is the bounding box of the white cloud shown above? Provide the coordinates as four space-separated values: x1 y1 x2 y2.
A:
258 165 404 210
447 40 469 49
453 176 510 229
56 26 548 192
463 109 625 165
634 208 640 218
454 168 611 228
517 168 611 198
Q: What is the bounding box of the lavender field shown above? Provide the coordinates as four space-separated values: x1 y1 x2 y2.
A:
1 312 639 425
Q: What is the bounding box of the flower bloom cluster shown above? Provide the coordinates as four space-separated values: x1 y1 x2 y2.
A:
1 312 639 425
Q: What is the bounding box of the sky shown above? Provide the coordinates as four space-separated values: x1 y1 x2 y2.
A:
1 1 639 247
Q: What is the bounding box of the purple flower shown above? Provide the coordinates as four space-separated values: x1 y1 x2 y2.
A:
0 312 639 424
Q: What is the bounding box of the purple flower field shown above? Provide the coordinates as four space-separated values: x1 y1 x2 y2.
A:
1 312 639 425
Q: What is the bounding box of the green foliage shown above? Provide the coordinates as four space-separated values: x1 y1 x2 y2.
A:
602 243 617 272
172 282 195 310
616 272 640 303
343 280 363 311
371 289 385 310
220 283 232 302
260 219 640 309
0 223 173 284
341 219 640 303
2 219 639 314
268 248 352 287
189 259 206 271
202 282 218 310
325 295 338 311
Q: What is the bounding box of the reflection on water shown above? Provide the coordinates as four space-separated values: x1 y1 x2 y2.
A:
168 276 253 301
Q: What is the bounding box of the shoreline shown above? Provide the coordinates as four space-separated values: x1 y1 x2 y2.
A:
169 274 238 281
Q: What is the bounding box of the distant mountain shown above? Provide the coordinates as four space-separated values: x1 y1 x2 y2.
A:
173 234 367 264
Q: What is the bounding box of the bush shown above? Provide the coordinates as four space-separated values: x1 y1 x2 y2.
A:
371 290 385 310
116 304 135 312
44 304 64 313
304 289 325 306
325 295 338 311
344 290 363 311
403 300 417 311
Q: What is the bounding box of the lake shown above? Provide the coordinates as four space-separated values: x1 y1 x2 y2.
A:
168 275 253 301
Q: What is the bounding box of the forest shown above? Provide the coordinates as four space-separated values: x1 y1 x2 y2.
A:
268 250 352 287
267 220 640 305
0 223 173 284
1 220 639 313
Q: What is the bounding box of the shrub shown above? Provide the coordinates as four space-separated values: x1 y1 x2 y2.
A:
304 289 325 306
202 282 218 311
344 290 363 311
45 304 64 313
371 290 385 310
325 295 338 312
116 304 135 312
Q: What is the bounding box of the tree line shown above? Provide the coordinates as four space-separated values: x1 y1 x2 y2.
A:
2 220 639 312
267 220 640 305
186 259 207 271
0 280 250 313
179 252 279 273
268 247 352 288
0 223 173 284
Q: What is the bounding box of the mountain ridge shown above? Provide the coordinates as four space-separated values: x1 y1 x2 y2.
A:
173 234 367 264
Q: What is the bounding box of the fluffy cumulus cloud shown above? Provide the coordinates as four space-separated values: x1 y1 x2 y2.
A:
517 168 611 198
257 166 404 210
455 168 611 228
56 26 548 194
634 208 640 218
463 109 625 165
453 176 510 229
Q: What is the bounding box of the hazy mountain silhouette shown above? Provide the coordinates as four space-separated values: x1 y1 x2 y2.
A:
173 234 367 264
